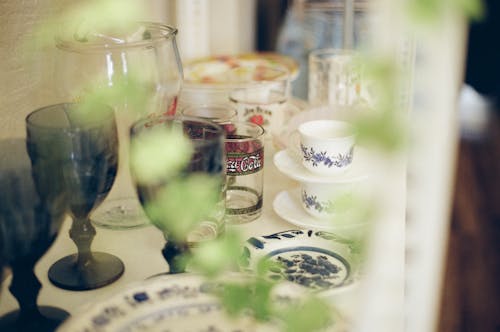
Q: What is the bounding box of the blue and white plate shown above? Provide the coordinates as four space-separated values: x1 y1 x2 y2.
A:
241 229 363 298
57 273 348 332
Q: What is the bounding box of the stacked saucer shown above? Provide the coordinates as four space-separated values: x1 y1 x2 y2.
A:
273 120 371 236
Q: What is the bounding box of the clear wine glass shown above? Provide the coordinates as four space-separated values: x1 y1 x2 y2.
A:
26 103 124 291
54 22 183 230
0 138 69 331
129 115 226 274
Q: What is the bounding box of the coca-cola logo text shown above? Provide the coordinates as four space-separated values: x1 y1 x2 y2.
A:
226 149 263 176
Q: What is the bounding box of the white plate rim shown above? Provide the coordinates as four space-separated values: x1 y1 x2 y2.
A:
57 273 315 332
273 148 371 184
272 188 368 233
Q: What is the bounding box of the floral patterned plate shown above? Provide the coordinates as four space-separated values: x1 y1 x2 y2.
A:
183 52 299 85
241 230 363 298
272 189 368 235
273 148 371 184
57 273 347 332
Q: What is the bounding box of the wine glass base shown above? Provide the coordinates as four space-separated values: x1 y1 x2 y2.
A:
91 197 151 230
0 306 69 332
48 252 125 291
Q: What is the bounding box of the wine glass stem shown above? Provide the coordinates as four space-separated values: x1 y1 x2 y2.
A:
162 240 189 274
69 217 96 269
9 260 43 320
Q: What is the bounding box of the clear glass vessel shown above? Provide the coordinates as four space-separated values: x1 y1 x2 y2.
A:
54 22 183 230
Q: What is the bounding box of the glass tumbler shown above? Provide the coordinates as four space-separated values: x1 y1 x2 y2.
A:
229 66 290 140
308 48 362 107
180 103 237 134
224 122 265 224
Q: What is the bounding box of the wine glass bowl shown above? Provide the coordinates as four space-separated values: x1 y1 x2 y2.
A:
54 22 183 230
26 103 124 291
0 139 69 332
130 115 226 273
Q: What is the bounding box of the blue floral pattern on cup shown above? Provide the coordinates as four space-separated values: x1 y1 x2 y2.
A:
301 190 335 214
300 144 353 169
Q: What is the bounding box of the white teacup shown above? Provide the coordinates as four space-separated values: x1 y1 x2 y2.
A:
299 180 362 219
294 120 355 175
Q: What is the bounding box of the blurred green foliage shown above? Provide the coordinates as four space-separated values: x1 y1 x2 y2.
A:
142 174 221 241
30 0 146 51
407 0 484 23
130 126 193 185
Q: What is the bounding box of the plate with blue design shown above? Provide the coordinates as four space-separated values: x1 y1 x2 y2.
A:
273 148 371 183
57 273 349 332
241 229 363 297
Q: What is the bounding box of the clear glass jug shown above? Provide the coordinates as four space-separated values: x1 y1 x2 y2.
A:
276 0 371 99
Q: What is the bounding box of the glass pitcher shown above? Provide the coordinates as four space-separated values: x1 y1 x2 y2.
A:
276 0 371 99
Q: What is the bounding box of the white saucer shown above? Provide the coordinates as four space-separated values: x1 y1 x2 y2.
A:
273 148 370 183
273 188 368 235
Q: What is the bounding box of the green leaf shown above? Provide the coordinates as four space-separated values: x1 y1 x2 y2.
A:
406 0 485 24
455 0 484 20
189 230 245 277
406 0 444 23
144 174 222 241
256 258 284 280
353 109 407 152
213 275 276 322
130 126 193 185
252 278 275 321
26 0 147 51
278 296 333 332
219 283 251 316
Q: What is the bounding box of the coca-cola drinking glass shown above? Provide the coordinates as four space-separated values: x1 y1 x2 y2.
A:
224 122 265 224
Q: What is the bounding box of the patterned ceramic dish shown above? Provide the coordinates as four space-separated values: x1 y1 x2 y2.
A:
272 189 368 236
241 229 363 298
180 53 299 107
184 52 299 85
57 273 348 331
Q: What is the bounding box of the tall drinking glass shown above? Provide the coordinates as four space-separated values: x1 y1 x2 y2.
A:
308 48 362 107
26 103 124 291
54 22 183 229
130 116 226 273
0 139 68 331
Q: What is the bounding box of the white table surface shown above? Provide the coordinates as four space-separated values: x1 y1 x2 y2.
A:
0 141 405 330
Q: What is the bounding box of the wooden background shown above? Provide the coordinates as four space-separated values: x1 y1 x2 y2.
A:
438 111 500 332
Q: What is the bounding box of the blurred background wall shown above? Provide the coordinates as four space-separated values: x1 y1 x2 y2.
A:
0 0 256 139
0 0 172 140
0 0 69 140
